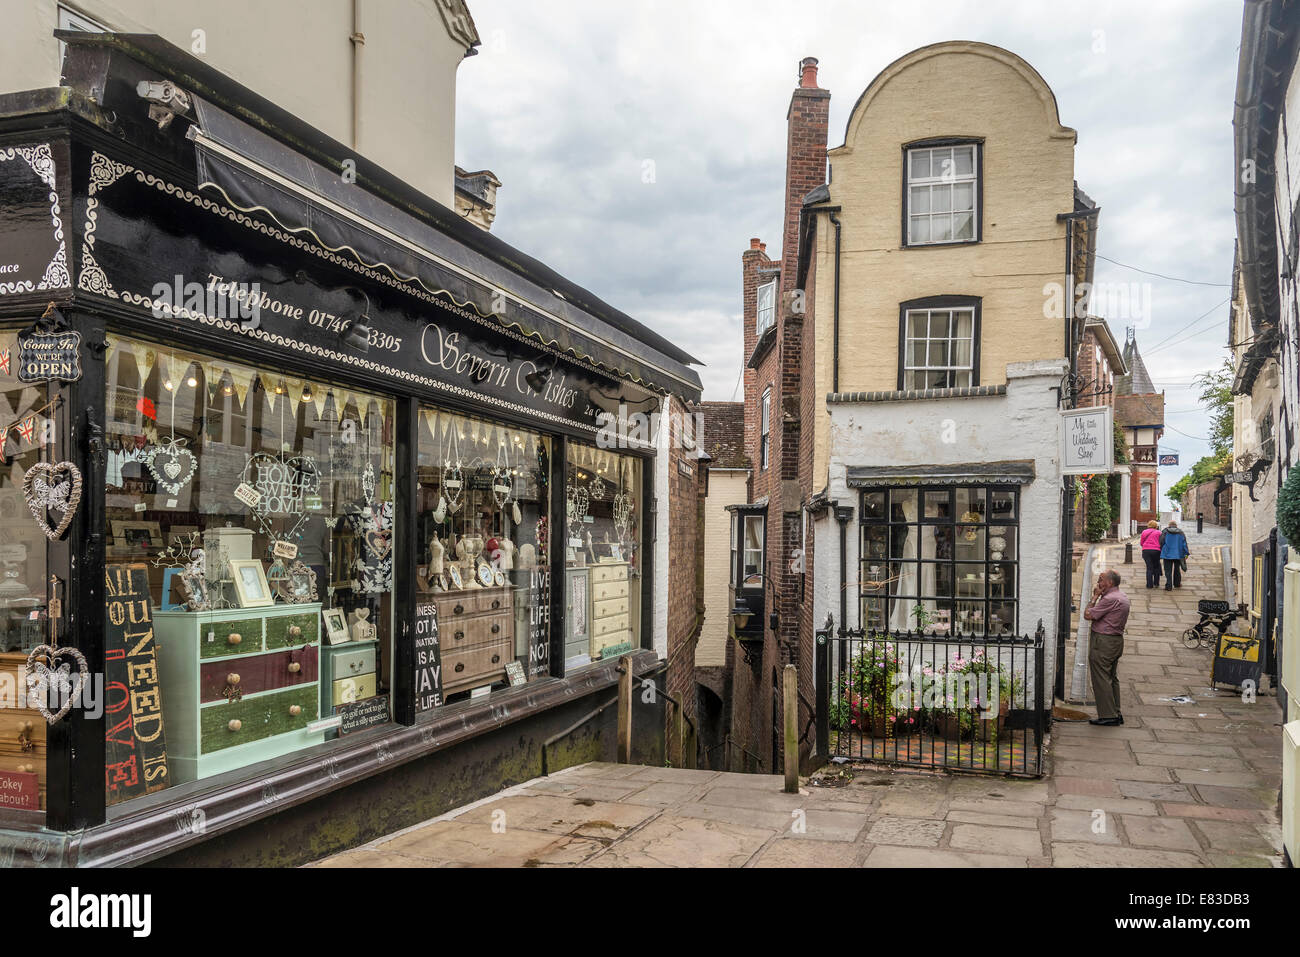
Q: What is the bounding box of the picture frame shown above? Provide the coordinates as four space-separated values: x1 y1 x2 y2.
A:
229 558 274 608
111 520 163 552
322 608 350 645
273 560 318 604
177 569 211 612
160 567 186 611
447 565 464 590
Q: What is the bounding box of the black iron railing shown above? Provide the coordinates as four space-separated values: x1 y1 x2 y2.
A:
815 618 1046 777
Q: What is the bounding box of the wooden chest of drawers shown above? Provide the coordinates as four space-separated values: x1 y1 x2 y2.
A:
0 653 45 812
434 584 513 696
155 604 324 784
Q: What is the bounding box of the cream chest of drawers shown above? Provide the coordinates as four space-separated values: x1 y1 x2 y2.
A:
434 584 514 695
589 562 634 657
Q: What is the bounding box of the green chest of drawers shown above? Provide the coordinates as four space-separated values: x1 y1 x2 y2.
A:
154 603 324 784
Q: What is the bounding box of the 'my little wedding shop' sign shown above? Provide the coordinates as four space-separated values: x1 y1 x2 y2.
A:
1060 406 1114 475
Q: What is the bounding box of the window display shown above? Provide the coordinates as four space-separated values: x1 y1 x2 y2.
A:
563 444 642 668
0 329 54 813
417 408 551 704
860 485 1019 637
103 336 395 804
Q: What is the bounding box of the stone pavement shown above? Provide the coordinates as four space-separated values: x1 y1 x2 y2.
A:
310 523 1284 869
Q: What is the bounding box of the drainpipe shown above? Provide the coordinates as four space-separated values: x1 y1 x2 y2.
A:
350 0 366 151
829 211 843 394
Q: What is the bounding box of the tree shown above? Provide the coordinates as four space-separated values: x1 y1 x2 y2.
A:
1085 473 1111 541
1194 359 1235 458
1166 450 1231 507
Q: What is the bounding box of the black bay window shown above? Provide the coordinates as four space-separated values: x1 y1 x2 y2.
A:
860 484 1018 637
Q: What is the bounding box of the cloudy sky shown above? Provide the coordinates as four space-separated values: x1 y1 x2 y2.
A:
456 0 1242 504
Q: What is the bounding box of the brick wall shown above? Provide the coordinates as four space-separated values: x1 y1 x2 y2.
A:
1183 478 1231 527
664 402 702 765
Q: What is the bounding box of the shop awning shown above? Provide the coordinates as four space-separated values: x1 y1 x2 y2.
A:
187 97 702 401
846 461 1037 487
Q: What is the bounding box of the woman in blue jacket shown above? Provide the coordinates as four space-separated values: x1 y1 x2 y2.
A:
1159 521 1190 590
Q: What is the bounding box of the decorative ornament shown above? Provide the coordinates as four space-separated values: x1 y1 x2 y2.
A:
442 420 464 512
432 493 448 525
511 500 522 525
144 435 197 496
151 531 202 568
22 644 89 724
23 461 82 541
492 434 512 508
273 560 319 604
361 461 376 504
241 450 321 542
567 484 589 536
589 475 608 502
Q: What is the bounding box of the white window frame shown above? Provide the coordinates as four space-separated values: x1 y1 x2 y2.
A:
902 306 976 390
759 386 771 470
742 515 764 589
755 280 777 339
58 5 107 63
905 144 979 246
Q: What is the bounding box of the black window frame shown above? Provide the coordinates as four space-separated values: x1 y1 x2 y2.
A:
901 137 984 248
859 484 1020 637
896 295 982 391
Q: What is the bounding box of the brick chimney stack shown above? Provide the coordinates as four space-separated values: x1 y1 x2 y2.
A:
782 57 830 291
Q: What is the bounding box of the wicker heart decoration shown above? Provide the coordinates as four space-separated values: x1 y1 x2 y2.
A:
23 461 82 541
23 643 89 724
365 527 392 559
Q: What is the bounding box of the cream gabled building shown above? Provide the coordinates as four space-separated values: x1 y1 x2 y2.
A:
797 42 1092 704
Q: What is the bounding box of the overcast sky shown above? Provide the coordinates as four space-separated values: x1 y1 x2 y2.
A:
456 0 1242 505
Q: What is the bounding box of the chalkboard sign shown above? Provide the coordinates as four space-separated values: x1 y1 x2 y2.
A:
337 694 390 735
1197 599 1232 615
414 599 443 712
103 563 170 805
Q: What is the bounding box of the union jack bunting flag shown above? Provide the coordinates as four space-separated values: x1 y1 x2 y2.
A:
0 349 9 375
15 417 35 443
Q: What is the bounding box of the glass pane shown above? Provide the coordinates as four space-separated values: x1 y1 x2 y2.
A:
910 185 930 214
989 524 1016 561
951 338 972 366
910 149 931 179
952 310 974 338
988 601 1016 637
955 600 985 636
955 146 975 175
564 445 643 664
932 216 952 242
953 182 975 211
922 489 949 519
910 216 930 244
989 563 1015 599
932 184 952 213
989 491 1017 521
954 527 986 563
952 370 973 388
907 312 928 337
907 340 926 367
420 411 551 691
861 491 886 521
928 339 949 367
953 212 974 240
889 487 919 524
928 311 951 338
922 563 953 598
105 337 396 803
955 487 985 521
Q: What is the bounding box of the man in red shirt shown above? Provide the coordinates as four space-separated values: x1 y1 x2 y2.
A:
1083 569 1131 726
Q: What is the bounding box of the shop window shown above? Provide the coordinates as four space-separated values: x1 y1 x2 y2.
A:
416 410 551 700
103 336 394 807
860 485 1019 637
0 330 54 814
563 444 642 669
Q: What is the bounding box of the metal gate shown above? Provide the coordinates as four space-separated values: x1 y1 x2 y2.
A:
815 618 1046 777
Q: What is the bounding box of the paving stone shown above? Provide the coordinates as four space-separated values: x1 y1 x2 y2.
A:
790 809 872 843
1159 803 1266 823
563 762 646 780
1050 842 1204 868
381 820 601 867
673 801 791 832
624 766 720 784
693 786 809 812
585 814 773 867
947 778 1050 803
1049 807 1120 845
1054 794 1159 816
1129 742 1241 758
620 782 710 807
453 794 658 835
946 797 1046 818
949 823 1045 856
568 782 654 802
1117 780 1196 802
1193 785 1278 810
864 845 1028 867
1122 816 1201 851
1204 852 1277 868
1054 760 1172 782
1171 769 1270 788
1191 820 1276 854
865 816 946 847
1135 754 1251 772
946 810 1041 829
752 838 863 868
1054 775 1121 797
876 791 947 818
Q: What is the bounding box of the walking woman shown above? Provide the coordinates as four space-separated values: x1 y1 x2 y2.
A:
1140 520 1162 588
1160 519 1190 590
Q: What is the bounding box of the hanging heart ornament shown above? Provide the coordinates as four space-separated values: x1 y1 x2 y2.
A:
145 436 197 495
23 461 82 541
365 527 393 559
23 644 89 724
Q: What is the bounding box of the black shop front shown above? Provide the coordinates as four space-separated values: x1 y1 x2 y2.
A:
0 34 700 866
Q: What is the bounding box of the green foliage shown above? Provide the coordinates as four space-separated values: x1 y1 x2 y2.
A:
1113 420 1129 465
1166 450 1231 507
1107 473 1123 518
1085 473 1111 541
1277 466 1300 546
1194 359 1235 458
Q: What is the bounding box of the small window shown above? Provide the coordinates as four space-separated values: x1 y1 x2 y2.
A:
760 387 771 470
729 511 738 588
906 143 979 246
901 305 977 389
58 5 107 64
756 280 777 338
1140 482 1152 512
742 515 765 588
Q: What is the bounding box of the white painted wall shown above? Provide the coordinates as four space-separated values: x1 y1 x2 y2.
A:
1 0 474 207
697 470 748 667
813 359 1068 696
